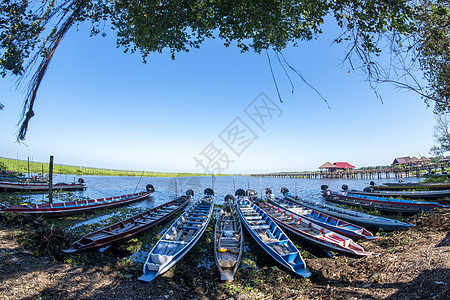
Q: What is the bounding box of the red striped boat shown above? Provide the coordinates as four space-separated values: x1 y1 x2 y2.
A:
0 185 154 217
259 200 373 256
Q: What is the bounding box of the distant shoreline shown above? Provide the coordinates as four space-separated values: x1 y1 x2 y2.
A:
0 157 240 178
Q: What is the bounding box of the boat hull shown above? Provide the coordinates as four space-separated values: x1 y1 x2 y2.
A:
260 201 372 256
236 199 311 278
352 188 450 200
139 195 214 283
284 195 413 231
325 191 446 213
0 181 85 193
0 192 151 217
63 196 190 252
267 196 376 240
214 201 243 281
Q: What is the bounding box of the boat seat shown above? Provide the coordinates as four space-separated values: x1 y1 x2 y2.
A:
192 212 208 216
218 259 238 268
134 220 148 225
221 230 235 237
249 220 266 225
188 216 205 221
186 221 203 225
182 226 200 230
101 230 115 235
251 225 270 230
246 216 263 220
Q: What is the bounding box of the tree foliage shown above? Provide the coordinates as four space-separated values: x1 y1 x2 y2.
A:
430 112 450 156
0 0 448 140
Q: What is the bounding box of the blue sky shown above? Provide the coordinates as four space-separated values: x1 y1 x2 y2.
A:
0 21 436 174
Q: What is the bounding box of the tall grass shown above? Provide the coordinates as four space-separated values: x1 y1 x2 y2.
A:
0 157 232 177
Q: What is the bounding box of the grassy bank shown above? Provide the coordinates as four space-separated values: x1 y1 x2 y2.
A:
0 157 236 177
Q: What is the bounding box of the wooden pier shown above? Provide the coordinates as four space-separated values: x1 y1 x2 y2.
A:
252 163 450 180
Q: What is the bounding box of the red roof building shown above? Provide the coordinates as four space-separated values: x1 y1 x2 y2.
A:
319 162 355 172
333 162 355 169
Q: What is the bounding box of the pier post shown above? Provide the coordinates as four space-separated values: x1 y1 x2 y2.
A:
48 155 54 203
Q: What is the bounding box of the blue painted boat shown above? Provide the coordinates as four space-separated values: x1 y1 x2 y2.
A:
266 194 377 240
138 189 214 283
236 197 311 278
352 186 450 199
284 194 414 232
324 189 447 213
259 200 373 256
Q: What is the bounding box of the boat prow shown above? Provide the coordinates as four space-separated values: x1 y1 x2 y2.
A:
236 196 311 278
220 271 235 281
137 271 158 283
139 188 214 283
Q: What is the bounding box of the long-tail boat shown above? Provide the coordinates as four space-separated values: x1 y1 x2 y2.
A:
323 186 447 213
348 185 450 200
138 189 214 283
265 189 376 240
258 199 372 256
0 184 155 217
283 191 414 232
63 190 193 253
236 195 311 278
214 194 243 281
0 178 86 193
369 180 450 191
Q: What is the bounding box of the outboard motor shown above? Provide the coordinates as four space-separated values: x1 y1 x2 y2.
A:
225 194 235 202
78 178 85 184
235 189 246 197
280 187 289 195
146 184 155 193
186 189 194 197
369 181 375 186
341 184 349 191
363 187 373 193
204 188 214 196
246 189 258 196
320 185 329 191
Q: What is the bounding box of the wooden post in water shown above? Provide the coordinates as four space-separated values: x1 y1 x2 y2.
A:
48 155 54 203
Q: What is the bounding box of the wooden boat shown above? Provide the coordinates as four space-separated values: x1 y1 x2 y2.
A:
323 189 447 213
0 184 155 217
236 197 311 278
0 179 85 193
258 200 373 256
349 186 450 200
369 181 450 191
266 194 377 240
283 194 414 232
214 195 243 281
63 191 193 253
138 189 214 283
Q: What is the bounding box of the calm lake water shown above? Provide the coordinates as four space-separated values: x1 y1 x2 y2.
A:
7 174 424 206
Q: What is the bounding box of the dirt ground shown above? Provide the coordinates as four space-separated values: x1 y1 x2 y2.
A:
0 208 449 300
